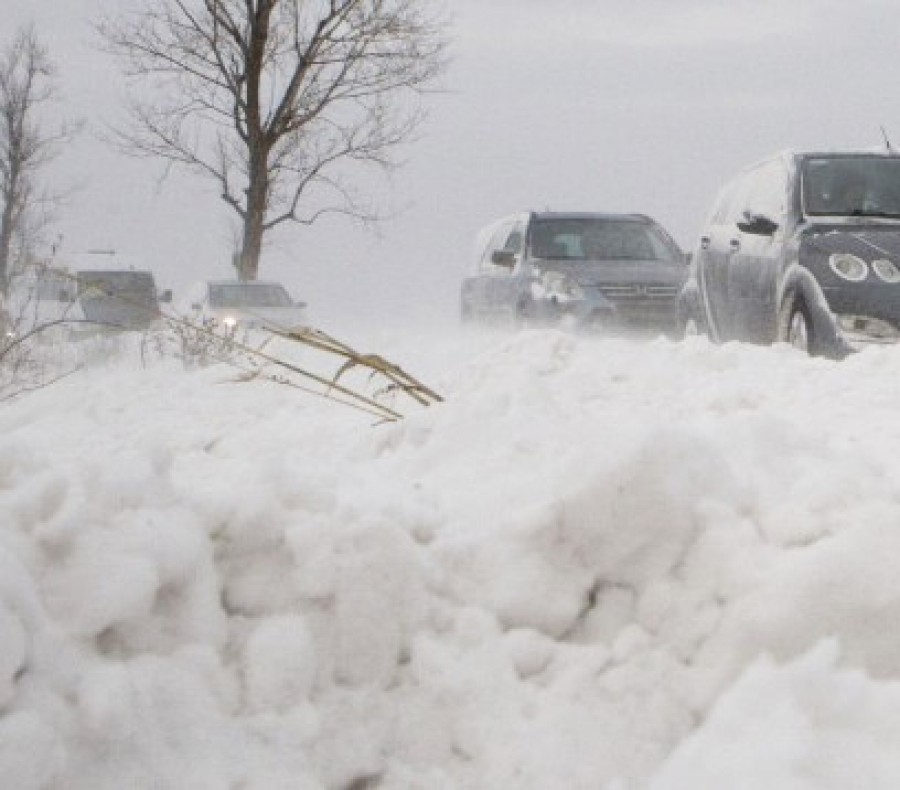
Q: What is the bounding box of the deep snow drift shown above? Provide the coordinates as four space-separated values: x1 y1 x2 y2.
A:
2 323 900 789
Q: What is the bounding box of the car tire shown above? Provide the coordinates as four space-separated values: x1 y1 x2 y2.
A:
780 296 814 355
676 308 705 340
514 298 536 328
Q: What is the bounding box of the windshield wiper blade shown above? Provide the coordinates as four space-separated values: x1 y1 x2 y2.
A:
849 209 900 219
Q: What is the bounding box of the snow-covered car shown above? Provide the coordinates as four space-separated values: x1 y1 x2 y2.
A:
18 261 167 333
460 212 689 336
186 280 308 334
76 270 166 330
680 149 900 356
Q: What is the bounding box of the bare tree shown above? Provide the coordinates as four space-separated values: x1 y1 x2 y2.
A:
100 0 448 281
0 26 72 296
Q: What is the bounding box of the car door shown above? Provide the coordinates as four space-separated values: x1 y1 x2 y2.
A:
727 159 788 342
463 217 516 318
697 178 740 341
488 219 527 316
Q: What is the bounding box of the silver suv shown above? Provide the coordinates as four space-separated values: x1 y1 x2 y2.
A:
461 212 688 335
187 280 308 334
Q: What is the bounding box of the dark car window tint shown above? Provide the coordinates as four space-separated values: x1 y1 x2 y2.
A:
77 271 159 328
803 156 900 217
209 283 292 308
530 219 678 262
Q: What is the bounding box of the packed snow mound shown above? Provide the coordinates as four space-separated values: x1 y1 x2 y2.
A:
1 326 900 788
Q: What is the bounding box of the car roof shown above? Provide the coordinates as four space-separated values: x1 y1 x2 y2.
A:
205 279 287 287
794 147 900 157
746 148 900 168
67 252 151 273
530 211 654 223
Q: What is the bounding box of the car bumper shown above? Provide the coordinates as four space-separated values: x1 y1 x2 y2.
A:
836 314 900 350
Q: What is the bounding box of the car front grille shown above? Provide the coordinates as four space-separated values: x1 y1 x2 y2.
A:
588 282 680 330
593 284 679 300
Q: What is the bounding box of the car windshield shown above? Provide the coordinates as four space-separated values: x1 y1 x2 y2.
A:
529 218 679 262
77 270 159 328
209 283 292 308
802 155 900 218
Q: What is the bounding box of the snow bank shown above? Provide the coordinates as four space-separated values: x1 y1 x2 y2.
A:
1 326 900 788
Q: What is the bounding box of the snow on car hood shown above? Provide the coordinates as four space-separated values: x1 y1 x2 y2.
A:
535 258 688 287
805 227 900 259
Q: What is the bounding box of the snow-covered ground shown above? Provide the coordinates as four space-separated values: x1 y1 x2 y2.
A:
3 321 900 789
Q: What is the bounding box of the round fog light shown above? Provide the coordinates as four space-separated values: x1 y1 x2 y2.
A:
873 259 900 283
829 253 868 282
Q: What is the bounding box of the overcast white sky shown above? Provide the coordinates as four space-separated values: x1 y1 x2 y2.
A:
8 0 900 325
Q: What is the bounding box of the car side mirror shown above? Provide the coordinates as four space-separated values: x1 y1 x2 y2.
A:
294 300 307 308
737 212 779 236
159 289 173 303
491 250 517 268
190 302 201 311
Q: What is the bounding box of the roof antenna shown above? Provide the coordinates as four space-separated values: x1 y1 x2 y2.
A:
881 125 895 153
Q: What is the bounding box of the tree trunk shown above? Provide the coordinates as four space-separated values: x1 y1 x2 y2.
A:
238 147 268 281
239 208 264 281
0 200 14 296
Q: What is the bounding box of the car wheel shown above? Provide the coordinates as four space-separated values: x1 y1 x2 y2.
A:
784 298 814 354
515 299 536 328
676 310 705 341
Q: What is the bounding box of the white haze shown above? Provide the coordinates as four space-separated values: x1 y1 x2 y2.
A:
7 0 900 324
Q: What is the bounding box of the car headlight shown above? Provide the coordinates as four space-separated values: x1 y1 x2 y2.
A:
828 253 868 282
541 272 584 301
872 259 900 283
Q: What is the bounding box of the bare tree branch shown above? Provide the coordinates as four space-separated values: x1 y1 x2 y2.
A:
0 25 79 294
99 0 449 280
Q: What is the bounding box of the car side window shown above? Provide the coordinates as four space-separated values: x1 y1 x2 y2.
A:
733 160 787 224
503 224 525 254
479 220 524 274
478 220 513 272
710 179 739 226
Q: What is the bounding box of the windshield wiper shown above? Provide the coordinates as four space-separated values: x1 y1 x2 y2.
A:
849 209 900 219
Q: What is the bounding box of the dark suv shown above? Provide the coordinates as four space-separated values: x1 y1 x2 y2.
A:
460 212 688 335
681 150 900 356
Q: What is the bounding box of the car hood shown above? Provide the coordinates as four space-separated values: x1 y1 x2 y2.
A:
804 226 900 259
534 259 688 287
210 305 308 330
